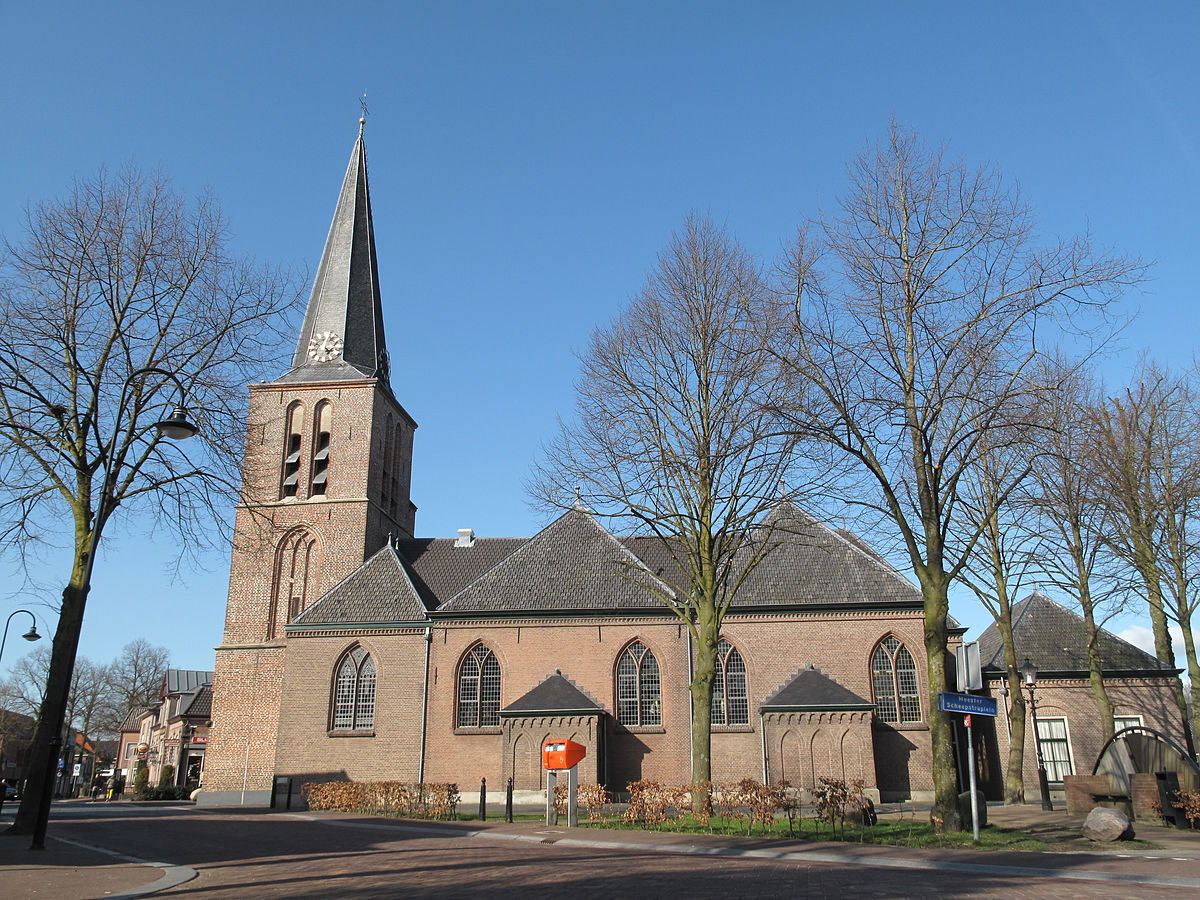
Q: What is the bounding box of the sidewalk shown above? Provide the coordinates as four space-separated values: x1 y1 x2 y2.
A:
0 800 1196 899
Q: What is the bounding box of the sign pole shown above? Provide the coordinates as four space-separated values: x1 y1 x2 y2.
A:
965 714 979 842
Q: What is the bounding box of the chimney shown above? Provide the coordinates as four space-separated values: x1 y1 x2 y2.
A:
455 528 475 548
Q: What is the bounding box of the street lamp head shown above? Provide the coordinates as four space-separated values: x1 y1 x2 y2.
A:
154 404 199 440
22 624 40 642
1018 657 1038 687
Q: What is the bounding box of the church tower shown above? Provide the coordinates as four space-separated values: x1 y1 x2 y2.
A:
202 122 416 804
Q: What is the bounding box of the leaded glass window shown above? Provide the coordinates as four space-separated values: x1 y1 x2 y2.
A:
331 646 375 731
617 641 661 727
871 636 921 724
458 644 501 727
1036 718 1074 783
711 639 749 726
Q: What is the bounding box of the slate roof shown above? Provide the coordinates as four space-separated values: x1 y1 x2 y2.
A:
434 507 675 614
977 591 1177 676
295 502 929 625
293 544 429 626
761 665 874 711
165 670 213 695
119 706 151 732
278 125 391 386
179 684 212 719
500 672 607 716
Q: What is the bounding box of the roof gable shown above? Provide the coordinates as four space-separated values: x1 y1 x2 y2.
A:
500 671 606 716
761 665 873 710
976 591 1174 675
292 543 429 627
435 507 674 614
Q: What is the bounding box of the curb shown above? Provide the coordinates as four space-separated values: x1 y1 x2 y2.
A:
50 835 198 898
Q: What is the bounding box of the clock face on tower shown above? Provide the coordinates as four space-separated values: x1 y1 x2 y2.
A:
307 330 343 362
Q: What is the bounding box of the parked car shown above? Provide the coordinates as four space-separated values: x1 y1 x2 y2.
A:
2 782 19 800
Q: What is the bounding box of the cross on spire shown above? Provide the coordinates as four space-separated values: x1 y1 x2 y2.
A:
359 92 368 135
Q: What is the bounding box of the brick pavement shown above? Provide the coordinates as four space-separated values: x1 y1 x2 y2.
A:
2 800 1197 899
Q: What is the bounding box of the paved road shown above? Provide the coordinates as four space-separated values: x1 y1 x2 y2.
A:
25 803 1200 899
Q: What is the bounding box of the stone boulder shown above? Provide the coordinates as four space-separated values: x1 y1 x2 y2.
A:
1083 806 1134 842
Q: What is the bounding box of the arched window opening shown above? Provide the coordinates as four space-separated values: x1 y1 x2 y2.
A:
310 401 332 496
390 423 404 515
617 640 661 727
331 645 375 731
381 415 394 511
710 639 748 726
281 403 305 498
267 529 318 638
871 636 921 724
457 644 501 728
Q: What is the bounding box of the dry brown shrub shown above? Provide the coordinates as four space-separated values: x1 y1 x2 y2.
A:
578 783 611 824
300 781 459 820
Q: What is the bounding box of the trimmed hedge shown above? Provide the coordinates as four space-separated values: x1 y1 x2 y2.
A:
302 781 459 820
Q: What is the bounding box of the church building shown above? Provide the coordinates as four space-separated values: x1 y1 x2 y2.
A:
200 125 967 807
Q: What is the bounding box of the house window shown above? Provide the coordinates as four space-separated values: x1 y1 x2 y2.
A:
281 402 304 498
617 641 661 727
711 639 748 726
310 402 332 496
331 646 375 731
457 644 501 728
1035 717 1074 783
871 636 921 723
1114 715 1143 732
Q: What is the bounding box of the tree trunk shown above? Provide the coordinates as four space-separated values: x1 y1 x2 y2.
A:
1178 608 1200 749
1133 560 1194 755
920 574 964 832
1081 602 1115 744
689 637 716 804
998 632 1027 805
8 550 92 840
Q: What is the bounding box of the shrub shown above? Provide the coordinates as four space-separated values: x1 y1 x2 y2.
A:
301 781 459 820
157 765 175 789
1174 789 1200 827
132 763 149 795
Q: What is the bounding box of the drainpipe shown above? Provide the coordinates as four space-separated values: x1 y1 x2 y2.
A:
418 626 432 784
760 712 768 785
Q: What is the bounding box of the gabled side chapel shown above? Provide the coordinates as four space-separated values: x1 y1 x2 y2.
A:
201 126 947 807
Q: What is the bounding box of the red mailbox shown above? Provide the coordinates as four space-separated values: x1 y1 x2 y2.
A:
542 739 586 770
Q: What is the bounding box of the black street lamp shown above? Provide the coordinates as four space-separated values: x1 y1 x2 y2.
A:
0 609 41 667
1018 657 1054 811
29 366 198 850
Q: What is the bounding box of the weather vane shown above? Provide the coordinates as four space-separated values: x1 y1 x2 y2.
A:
359 92 368 134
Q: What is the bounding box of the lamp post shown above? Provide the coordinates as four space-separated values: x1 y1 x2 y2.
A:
1018 657 1054 811
0 609 41 667
29 367 198 850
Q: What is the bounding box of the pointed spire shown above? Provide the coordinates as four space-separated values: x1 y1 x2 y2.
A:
285 121 390 385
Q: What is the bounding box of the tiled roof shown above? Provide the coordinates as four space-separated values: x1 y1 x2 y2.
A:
761 665 874 710
119 706 151 732
179 684 212 719
165 670 213 695
434 508 675 614
500 672 607 716
976 591 1176 676
299 502 927 624
293 544 429 626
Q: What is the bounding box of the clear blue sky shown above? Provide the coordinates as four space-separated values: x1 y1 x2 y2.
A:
1 2 1196 675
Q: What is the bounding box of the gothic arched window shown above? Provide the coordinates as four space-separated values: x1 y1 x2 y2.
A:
281 402 305 498
331 645 376 731
710 639 748 726
617 640 661 727
268 529 318 638
871 636 921 723
457 644 501 728
310 401 332 497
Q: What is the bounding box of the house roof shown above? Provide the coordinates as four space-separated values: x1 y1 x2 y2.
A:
279 124 390 386
119 707 151 732
761 664 874 711
298 502 928 626
293 543 429 627
434 507 675 615
500 671 606 716
165 670 213 695
178 684 212 720
976 591 1177 676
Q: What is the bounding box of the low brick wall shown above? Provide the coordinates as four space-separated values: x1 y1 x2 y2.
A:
1130 772 1162 822
1064 774 1114 816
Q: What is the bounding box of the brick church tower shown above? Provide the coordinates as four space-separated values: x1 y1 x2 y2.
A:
201 122 416 804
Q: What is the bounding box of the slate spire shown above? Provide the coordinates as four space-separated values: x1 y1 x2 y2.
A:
284 121 390 384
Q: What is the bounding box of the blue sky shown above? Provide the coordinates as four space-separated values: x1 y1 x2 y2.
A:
0 2 1197 676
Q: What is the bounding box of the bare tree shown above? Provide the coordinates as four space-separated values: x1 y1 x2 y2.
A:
531 214 808 795
1027 361 1128 744
97 639 169 736
0 163 301 839
776 124 1143 829
1091 363 1200 750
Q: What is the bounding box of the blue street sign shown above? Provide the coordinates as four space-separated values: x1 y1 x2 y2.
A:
937 691 998 717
